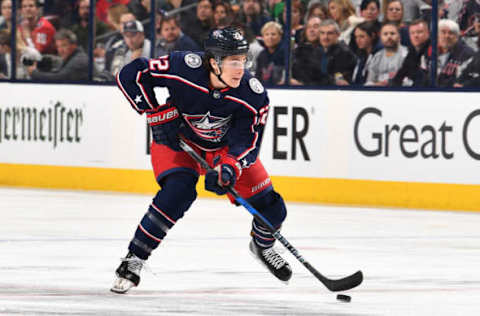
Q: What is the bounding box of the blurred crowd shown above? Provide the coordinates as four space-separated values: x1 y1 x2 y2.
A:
1 0 480 87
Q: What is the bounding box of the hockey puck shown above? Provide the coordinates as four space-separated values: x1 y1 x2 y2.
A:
336 294 351 302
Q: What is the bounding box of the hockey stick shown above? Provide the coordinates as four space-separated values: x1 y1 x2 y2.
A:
179 139 363 292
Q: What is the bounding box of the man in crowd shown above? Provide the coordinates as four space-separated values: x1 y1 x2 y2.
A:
182 0 213 47
26 29 89 81
318 19 356 85
365 22 408 86
238 0 271 37
155 15 199 56
390 19 430 86
110 20 151 75
434 19 474 87
18 0 56 54
71 0 110 51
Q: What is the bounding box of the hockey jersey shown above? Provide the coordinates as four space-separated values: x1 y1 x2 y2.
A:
116 51 270 169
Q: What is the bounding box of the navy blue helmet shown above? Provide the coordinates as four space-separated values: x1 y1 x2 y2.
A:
204 27 249 58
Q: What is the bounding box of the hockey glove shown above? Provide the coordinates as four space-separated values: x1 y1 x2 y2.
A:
147 105 182 151
205 156 242 195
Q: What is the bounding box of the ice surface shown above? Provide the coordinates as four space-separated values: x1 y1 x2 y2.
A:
0 187 479 315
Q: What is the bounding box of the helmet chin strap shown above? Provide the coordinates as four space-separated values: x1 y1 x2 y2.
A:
214 57 230 88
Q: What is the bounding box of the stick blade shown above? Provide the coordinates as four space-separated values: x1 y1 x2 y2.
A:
322 270 363 292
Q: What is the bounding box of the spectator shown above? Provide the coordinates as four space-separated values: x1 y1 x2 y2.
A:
281 0 306 44
238 0 271 37
96 0 130 24
127 0 156 38
18 0 57 54
359 0 380 27
213 0 235 29
26 29 89 81
305 1 328 22
155 15 200 56
327 0 364 45
351 21 381 85
291 16 327 85
183 0 214 47
71 0 111 51
104 11 136 73
383 0 410 47
255 21 287 85
365 22 408 86
111 20 152 75
391 18 430 86
455 21 480 88
318 19 356 85
0 29 9 77
0 0 11 31
435 19 475 87
457 0 480 35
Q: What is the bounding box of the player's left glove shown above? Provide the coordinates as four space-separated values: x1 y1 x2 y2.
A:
147 105 182 151
205 156 242 195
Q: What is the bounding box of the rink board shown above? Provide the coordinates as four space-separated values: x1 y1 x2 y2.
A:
1 83 480 211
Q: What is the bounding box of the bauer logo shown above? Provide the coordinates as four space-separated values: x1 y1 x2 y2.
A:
0 101 83 149
353 107 480 160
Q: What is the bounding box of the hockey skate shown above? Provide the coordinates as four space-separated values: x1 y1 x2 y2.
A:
249 239 292 282
110 252 145 294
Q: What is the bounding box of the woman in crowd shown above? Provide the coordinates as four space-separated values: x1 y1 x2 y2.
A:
351 21 381 85
213 0 235 29
304 1 328 23
255 21 287 85
383 0 410 46
327 0 364 45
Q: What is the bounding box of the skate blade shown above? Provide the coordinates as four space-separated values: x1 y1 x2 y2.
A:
249 250 290 285
110 277 136 294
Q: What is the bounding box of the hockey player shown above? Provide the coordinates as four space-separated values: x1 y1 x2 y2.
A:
111 27 292 294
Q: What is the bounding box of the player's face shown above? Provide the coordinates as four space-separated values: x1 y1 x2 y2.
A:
354 28 372 50
361 2 379 21
21 0 38 20
220 54 247 88
1 0 12 20
409 22 429 49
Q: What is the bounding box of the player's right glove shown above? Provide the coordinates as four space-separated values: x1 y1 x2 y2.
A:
147 105 182 151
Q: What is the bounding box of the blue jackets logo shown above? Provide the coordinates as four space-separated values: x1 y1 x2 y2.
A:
183 111 231 142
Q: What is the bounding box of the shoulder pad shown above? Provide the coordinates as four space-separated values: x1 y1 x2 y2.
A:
248 77 264 94
184 53 202 69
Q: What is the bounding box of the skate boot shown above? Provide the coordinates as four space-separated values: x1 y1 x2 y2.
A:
110 252 145 294
249 239 292 282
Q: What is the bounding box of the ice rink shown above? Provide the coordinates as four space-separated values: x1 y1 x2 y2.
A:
1 187 479 316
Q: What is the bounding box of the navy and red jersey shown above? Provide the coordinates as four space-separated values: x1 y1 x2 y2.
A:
116 51 270 169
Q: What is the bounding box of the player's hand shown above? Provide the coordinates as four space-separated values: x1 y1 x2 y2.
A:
205 164 237 195
147 105 182 151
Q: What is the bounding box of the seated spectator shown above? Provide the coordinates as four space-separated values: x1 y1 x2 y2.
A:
318 19 357 85
327 0 364 45
458 0 480 36
238 0 271 37
291 16 327 85
434 19 475 87
0 0 11 31
391 18 430 86
213 0 235 29
365 22 408 86
383 0 410 47
255 21 287 85
305 1 328 22
351 21 381 85
280 0 305 44
155 15 200 56
104 11 136 73
111 20 152 75
359 0 380 29
71 0 111 51
18 0 57 54
183 0 214 47
455 20 480 87
26 29 89 81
